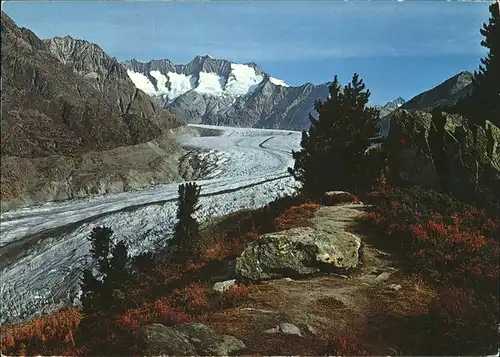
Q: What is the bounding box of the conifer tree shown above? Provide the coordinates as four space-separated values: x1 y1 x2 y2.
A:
80 226 130 312
457 1 500 127
172 182 202 260
289 74 380 199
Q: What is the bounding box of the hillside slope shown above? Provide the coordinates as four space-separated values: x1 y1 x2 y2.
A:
0 12 185 210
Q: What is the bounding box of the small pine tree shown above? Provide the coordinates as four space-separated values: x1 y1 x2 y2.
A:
107 241 130 308
80 226 129 312
89 226 112 276
289 74 380 199
456 1 500 127
172 182 202 260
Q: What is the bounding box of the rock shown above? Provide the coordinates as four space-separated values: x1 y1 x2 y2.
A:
240 307 279 314
387 110 441 188
388 284 402 291
264 323 302 337
142 323 246 356
263 326 280 334
236 206 362 281
305 324 318 335
375 272 392 282
213 279 236 293
376 249 391 257
236 228 361 281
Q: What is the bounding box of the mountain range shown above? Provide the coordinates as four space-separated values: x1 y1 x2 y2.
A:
123 57 331 130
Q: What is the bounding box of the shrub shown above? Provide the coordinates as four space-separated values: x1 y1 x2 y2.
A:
364 188 500 294
116 298 191 329
322 336 372 356
1 308 82 356
170 283 210 314
275 203 319 231
424 286 499 355
323 192 360 206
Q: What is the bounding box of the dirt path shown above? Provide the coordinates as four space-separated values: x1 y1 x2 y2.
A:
199 204 436 355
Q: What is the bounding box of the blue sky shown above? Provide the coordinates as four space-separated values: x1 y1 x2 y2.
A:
2 0 490 104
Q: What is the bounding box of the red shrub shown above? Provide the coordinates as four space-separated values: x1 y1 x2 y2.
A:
1 308 82 356
323 336 372 356
364 188 500 298
275 203 319 231
323 192 360 206
116 297 191 329
170 283 211 314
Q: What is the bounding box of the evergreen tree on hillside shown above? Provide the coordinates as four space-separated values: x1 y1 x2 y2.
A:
172 182 202 260
80 226 130 312
457 1 500 127
289 74 380 199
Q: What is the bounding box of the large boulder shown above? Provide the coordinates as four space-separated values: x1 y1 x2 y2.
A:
236 206 362 281
142 323 247 356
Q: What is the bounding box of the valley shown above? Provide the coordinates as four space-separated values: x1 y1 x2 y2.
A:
0 125 301 324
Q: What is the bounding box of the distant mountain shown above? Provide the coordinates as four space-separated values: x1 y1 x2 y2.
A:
380 72 473 136
0 12 184 210
375 96 406 118
123 56 330 130
43 36 182 132
401 71 473 111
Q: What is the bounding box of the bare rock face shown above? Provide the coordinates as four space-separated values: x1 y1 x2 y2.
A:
0 12 184 210
387 109 500 203
142 323 247 356
236 206 362 281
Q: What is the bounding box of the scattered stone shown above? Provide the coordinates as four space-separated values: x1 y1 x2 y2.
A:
213 279 236 293
305 324 318 335
239 307 279 314
376 249 391 257
142 323 246 356
333 274 348 279
388 284 402 291
264 322 302 337
375 272 393 282
263 326 280 334
283 277 294 282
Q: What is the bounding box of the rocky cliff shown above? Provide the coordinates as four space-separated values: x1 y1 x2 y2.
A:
0 12 185 210
386 109 500 204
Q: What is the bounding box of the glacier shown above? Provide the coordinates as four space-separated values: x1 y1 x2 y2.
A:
0 125 302 324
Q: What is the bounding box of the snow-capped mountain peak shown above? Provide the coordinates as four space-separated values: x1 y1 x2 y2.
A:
123 55 328 130
123 55 288 103
383 96 406 110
